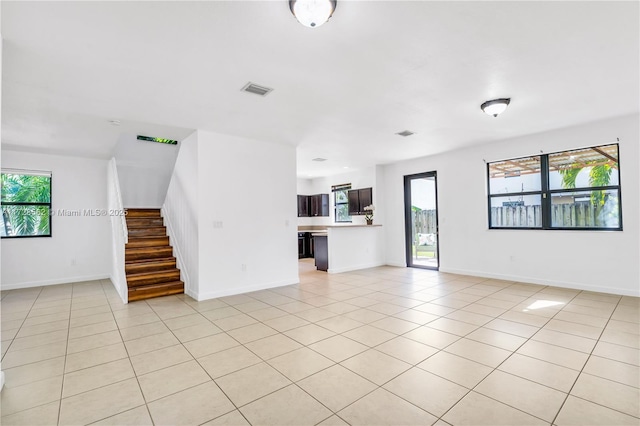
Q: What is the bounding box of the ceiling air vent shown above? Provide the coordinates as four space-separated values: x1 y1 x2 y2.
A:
241 82 273 97
312 158 327 162
396 130 414 137
137 135 178 145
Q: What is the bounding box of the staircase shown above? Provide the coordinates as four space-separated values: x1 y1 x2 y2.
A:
125 208 184 302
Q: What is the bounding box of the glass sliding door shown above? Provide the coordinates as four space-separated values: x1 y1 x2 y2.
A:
404 172 439 269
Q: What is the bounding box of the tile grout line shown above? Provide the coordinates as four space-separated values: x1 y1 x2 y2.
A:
549 295 630 425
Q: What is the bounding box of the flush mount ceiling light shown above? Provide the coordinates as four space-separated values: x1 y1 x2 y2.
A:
396 130 415 137
481 98 511 117
290 0 337 28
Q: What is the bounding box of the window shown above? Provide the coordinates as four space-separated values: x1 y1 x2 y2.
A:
332 183 351 223
487 144 621 230
1 170 52 238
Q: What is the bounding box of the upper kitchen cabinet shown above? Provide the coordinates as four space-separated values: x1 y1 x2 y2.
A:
297 195 310 217
348 187 373 215
298 194 329 217
310 194 329 217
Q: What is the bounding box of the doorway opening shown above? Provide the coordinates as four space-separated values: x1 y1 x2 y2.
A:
404 172 439 269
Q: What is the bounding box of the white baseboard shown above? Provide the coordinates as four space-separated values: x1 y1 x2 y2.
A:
1 274 110 291
195 278 299 301
185 287 199 301
439 266 640 297
385 260 407 268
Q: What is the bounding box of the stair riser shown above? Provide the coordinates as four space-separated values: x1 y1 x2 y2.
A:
127 271 181 287
125 248 173 261
125 260 176 275
128 227 167 238
128 282 184 302
126 218 164 228
126 237 170 249
126 209 162 218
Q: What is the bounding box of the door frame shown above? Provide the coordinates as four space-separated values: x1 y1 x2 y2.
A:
404 171 440 270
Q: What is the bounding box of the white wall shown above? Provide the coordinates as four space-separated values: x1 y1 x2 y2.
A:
115 134 180 208
162 131 200 298
297 167 378 227
107 158 128 303
381 114 640 296
196 130 299 299
1 150 111 289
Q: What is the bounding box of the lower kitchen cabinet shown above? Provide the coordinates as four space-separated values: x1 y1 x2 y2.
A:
314 235 328 271
298 232 308 259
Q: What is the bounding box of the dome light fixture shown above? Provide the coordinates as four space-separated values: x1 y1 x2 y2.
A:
481 98 511 117
289 0 337 28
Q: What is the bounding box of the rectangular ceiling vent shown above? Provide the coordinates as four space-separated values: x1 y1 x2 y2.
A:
312 158 327 162
396 130 415 137
137 135 178 145
241 82 273 97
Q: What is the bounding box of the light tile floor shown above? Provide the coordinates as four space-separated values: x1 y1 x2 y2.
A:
1 260 639 425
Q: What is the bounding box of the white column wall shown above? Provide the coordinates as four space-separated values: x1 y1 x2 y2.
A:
195 130 299 299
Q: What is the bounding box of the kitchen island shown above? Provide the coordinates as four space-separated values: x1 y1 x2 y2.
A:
304 225 384 273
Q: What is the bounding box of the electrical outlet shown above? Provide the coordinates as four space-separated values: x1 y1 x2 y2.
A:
71 258 76 266
241 263 247 272
213 221 223 228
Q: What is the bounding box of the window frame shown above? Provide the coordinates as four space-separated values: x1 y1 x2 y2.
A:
1 170 53 239
487 143 622 231
332 183 352 223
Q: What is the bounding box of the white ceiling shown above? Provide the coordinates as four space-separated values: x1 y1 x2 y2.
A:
2 1 638 177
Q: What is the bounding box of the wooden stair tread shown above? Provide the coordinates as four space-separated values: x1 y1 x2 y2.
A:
126 256 176 265
127 271 181 287
125 259 177 275
126 236 170 248
125 208 162 218
128 226 166 233
128 281 184 302
126 221 164 228
127 267 179 276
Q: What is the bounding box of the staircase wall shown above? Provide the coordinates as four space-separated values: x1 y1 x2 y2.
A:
162 131 199 298
196 130 299 300
162 130 299 301
107 158 128 303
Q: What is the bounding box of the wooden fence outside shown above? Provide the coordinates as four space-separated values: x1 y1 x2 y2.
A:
491 203 607 228
417 203 609 230
413 210 437 234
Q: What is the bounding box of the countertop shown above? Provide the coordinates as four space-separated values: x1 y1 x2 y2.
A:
298 225 382 232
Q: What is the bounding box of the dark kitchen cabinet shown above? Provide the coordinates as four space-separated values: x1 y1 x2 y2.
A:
298 194 328 217
298 232 308 258
297 195 310 217
310 194 329 217
314 235 328 271
348 187 373 215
